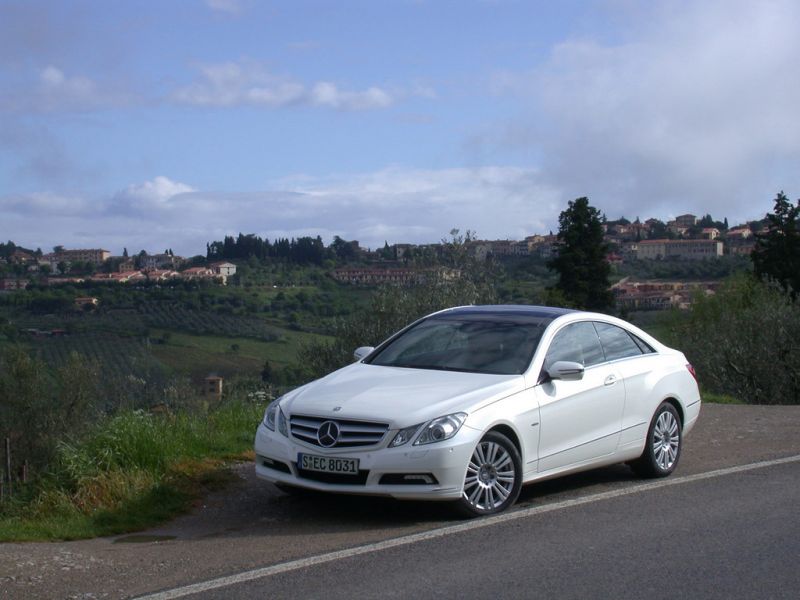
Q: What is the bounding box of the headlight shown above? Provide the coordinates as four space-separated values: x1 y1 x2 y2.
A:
263 401 288 437
389 423 422 447
414 412 467 446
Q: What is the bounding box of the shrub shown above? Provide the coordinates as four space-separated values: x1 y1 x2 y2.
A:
665 274 800 404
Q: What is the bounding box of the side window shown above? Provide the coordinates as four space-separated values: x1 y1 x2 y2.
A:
631 333 655 354
544 322 605 371
594 322 644 361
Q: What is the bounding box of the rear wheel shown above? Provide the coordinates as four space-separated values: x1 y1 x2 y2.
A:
456 431 522 517
630 402 682 478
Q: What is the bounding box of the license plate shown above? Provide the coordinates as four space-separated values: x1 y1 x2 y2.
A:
298 453 359 474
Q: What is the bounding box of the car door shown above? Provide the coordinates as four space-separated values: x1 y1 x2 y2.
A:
535 321 625 473
593 321 657 447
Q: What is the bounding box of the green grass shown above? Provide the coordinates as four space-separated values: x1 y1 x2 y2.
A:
0 400 265 542
149 327 330 378
701 391 744 404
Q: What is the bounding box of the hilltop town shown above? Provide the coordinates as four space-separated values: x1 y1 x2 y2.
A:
0 212 760 312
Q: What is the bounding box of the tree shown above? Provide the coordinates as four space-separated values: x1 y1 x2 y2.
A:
752 191 800 295
330 236 357 262
547 197 614 311
649 219 668 238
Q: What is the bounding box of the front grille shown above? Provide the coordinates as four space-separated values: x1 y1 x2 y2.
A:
290 415 389 448
297 468 369 485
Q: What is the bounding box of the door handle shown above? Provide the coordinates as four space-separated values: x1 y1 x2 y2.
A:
604 374 617 386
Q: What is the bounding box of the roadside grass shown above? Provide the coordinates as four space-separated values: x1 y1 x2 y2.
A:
0 400 266 542
702 391 744 404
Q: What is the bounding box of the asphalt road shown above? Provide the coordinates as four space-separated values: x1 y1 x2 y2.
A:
1 404 799 599
186 461 800 600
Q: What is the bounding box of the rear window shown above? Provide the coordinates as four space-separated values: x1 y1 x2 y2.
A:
594 322 644 361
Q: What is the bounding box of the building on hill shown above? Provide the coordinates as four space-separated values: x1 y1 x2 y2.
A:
674 214 698 228
0 277 29 291
43 249 110 272
612 278 718 310
180 266 222 283
209 261 237 277
726 226 753 240
392 243 416 259
144 269 180 282
89 272 145 283
331 268 419 285
9 249 37 265
666 222 689 237
47 248 111 265
636 239 723 260
143 253 183 270
528 235 560 259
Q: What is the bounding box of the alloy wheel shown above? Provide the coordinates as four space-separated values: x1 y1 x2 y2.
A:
463 440 517 512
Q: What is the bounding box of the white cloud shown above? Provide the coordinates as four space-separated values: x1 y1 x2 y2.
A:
111 176 196 214
35 65 107 111
310 82 393 110
2 168 564 256
171 60 395 111
487 0 800 223
0 65 132 113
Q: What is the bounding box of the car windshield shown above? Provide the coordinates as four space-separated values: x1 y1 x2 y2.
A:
367 312 549 375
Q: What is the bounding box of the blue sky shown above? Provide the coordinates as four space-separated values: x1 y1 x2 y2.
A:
2 0 799 256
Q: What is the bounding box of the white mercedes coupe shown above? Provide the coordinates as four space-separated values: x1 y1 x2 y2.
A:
254 305 701 516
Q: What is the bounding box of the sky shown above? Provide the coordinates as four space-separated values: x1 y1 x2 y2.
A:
1 0 799 257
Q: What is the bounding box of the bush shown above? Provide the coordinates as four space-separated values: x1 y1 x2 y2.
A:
665 274 800 404
0 349 102 471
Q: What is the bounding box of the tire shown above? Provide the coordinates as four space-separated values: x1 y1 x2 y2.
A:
456 431 522 517
630 402 682 478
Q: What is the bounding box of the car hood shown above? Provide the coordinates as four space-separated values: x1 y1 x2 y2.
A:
281 362 525 428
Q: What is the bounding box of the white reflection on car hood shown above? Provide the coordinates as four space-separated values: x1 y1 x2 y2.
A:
282 362 525 427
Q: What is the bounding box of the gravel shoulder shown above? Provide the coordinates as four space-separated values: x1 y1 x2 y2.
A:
1 403 799 600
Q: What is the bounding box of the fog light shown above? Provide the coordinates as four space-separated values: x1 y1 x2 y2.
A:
403 474 435 484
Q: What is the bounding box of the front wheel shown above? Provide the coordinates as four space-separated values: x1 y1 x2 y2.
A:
630 402 682 478
456 431 522 517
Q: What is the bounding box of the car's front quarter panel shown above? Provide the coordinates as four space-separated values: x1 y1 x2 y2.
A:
464 387 540 476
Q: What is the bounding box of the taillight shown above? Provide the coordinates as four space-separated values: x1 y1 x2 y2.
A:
686 363 697 382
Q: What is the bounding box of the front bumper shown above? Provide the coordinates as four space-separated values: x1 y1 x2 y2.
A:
254 422 480 500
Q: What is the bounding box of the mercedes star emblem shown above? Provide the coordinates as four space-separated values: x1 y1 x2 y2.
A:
317 420 340 448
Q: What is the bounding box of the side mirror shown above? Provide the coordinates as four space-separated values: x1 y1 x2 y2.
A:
353 346 375 361
545 361 585 381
